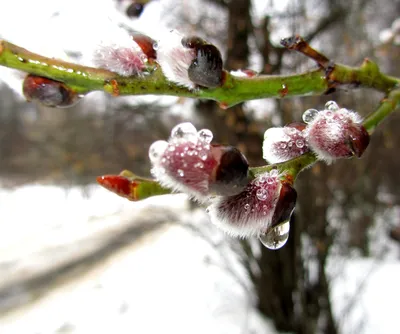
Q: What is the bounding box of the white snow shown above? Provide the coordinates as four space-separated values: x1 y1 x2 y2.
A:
0 185 276 334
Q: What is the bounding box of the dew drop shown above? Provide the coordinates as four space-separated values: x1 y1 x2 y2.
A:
171 122 197 141
258 220 290 250
266 177 274 185
302 108 319 123
177 169 184 177
295 139 305 148
149 140 168 163
325 101 339 111
256 188 268 201
288 141 293 147
198 129 213 143
153 42 159 50
280 142 287 149
199 150 208 161
244 203 250 212
194 162 204 169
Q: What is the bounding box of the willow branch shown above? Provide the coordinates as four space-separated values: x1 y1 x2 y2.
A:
0 39 398 108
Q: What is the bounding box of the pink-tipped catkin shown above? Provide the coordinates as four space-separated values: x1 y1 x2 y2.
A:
149 122 249 202
303 101 370 163
263 123 309 163
207 170 283 238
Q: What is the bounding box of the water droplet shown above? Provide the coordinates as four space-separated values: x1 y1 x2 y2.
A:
171 122 197 141
149 140 168 163
266 177 274 184
295 139 304 148
325 101 339 111
244 203 250 212
198 129 213 143
153 42 159 50
177 169 184 177
199 150 208 161
256 188 268 201
288 141 293 147
302 109 319 123
194 162 204 169
280 142 287 149
258 220 290 250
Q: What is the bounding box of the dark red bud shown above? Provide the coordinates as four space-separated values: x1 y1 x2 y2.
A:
348 125 370 158
182 36 223 88
23 75 80 108
126 2 144 17
131 33 157 60
210 145 249 195
270 182 297 229
97 175 136 200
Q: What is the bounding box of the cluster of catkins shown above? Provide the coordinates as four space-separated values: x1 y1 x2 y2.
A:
146 101 369 249
22 30 226 107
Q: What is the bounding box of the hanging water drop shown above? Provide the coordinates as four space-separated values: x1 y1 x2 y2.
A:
177 169 185 177
198 129 213 143
325 101 339 111
149 140 168 163
302 109 319 123
258 220 290 250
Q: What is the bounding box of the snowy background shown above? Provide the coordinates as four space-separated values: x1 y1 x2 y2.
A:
0 0 400 333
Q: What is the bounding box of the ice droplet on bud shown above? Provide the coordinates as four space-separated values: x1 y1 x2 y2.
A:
171 122 197 141
258 220 290 250
149 140 168 163
325 101 339 111
256 188 268 201
295 139 305 148
302 109 319 123
198 129 213 143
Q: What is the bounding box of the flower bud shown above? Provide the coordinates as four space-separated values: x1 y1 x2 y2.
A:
149 122 249 202
207 170 297 244
97 174 136 200
263 122 309 163
93 30 149 76
131 33 157 61
23 75 80 108
182 37 223 88
156 31 223 89
303 101 370 163
126 2 144 18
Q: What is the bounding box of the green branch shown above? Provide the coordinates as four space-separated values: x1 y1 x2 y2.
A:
0 40 398 108
1 37 399 200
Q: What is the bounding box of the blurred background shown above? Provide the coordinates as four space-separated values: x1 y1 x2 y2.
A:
0 0 400 333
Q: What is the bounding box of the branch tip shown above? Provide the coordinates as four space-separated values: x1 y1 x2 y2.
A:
281 35 330 68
